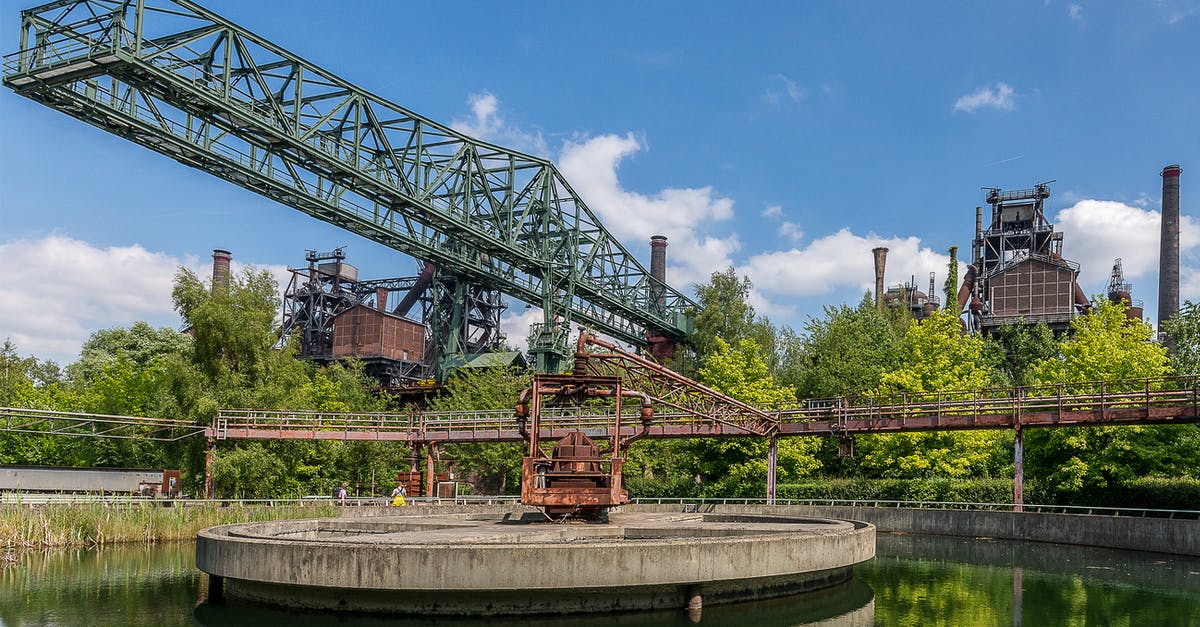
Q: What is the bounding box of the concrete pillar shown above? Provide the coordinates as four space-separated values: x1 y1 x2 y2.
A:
207 574 224 604
1013 426 1024 513
766 437 778 505
686 585 703 622
205 438 215 499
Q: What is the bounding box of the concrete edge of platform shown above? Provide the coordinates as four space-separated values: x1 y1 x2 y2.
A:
195 510 875 615
624 504 1200 556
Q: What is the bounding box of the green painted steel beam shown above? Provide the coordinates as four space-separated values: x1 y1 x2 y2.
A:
3 0 695 356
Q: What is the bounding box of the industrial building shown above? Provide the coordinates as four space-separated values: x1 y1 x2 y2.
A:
276 248 521 388
870 247 940 322
955 183 1090 335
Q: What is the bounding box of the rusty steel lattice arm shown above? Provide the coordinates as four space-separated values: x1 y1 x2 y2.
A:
0 407 206 441
1 0 695 363
572 332 780 436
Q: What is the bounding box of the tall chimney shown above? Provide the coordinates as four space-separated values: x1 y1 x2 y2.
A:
211 249 232 294
973 206 982 264
650 235 668 314
1159 164 1183 329
375 287 389 312
872 247 888 311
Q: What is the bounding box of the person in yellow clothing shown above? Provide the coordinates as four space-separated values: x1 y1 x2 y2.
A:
390 482 407 506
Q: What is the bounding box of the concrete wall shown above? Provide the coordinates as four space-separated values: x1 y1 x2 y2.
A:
628 504 1200 556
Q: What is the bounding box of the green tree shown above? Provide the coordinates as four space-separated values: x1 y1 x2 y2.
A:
858 310 1007 478
791 302 903 398
172 266 278 380
687 268 782 374
981 321 1058 387
428 366 532 494
1030 299 1168 384
0 340 89 465
1026 300 1190 496
943 246 959 311
65 322 191 383
672 339 818 496
1162 300 1200 374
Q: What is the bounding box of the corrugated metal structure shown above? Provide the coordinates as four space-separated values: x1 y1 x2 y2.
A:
0 465 181 497
331 304 426 363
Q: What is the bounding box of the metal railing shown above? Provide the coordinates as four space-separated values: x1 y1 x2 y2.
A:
627 497 1200 519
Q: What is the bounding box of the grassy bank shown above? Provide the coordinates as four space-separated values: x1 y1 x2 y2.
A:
0 502 338 548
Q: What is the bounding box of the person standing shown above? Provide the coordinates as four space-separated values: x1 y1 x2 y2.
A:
336 483 348 506
390 482 407 506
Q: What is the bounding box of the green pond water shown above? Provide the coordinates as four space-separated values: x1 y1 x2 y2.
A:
1 533 1197 626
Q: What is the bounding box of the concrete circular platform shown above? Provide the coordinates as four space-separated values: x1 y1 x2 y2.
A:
196 510 875 615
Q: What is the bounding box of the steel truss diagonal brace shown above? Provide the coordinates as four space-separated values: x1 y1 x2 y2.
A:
2 0 696 359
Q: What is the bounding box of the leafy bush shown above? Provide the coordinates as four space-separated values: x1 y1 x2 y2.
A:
1077 476 1200 511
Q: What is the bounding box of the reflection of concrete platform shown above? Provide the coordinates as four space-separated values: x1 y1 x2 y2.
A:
197 511 875 615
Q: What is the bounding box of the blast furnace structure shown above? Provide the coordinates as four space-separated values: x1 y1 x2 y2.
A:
958 183 1090 335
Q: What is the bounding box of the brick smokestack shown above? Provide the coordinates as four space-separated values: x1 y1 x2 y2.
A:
1159 164 1182 329
650 235 668 314
872 247 888 311
211 249 232 294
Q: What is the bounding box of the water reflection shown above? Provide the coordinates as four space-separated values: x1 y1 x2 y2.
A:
859 533 1200 627
0 543 200 627
2 535 1198 626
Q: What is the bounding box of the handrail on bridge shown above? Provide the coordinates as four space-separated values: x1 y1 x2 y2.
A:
627 497 1200 520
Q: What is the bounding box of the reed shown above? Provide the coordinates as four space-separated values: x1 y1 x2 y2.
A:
0 502 338 548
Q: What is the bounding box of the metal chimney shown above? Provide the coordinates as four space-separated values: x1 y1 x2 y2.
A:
650 235 668 314
1159 164 1183 329
211 249 232 293
872 247 888 311
973 206 982 264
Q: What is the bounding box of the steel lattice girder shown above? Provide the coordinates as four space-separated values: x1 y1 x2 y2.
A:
2 0 695 350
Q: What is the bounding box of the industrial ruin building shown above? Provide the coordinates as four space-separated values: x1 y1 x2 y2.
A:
1106 258 1144 321
279 249 432 386
958 182 1090 335
870 246 940 321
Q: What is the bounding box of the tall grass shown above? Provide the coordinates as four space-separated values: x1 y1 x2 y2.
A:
0 502 337 548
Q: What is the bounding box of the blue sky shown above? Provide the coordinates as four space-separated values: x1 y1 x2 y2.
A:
1 0 1198 364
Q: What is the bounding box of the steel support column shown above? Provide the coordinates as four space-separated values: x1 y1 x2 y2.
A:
425 442 437 498
767 436 777 505
205 437 215 499
1013 425 1024 512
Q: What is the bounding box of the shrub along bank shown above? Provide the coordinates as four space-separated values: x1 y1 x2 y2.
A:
0 502 337 548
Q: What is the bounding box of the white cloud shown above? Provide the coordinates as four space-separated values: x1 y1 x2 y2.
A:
556 133 739 289
764 74 806 106
498 304 544 352
1068 3 1084 20
450 91 548 156
0 236 186 364
778 221 804 242
761 204 783 219
739 229 949 298
953 82 1016 113
1055 199 1200 292
0 235 290 365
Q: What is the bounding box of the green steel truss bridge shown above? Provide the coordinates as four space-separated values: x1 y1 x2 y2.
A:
2 0 694 371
